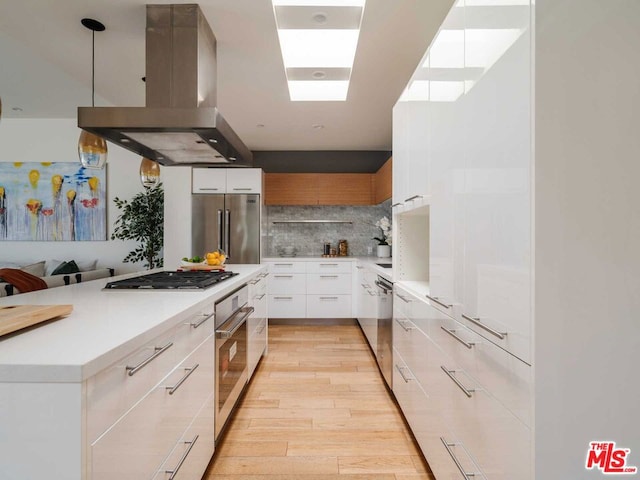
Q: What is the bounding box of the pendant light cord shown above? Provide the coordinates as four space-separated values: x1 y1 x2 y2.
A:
91 30 95 107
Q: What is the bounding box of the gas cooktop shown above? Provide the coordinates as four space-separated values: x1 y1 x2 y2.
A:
104 270 238 290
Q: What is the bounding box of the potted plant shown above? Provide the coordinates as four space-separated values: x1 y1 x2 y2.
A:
111 183 164 269
373 216 392 258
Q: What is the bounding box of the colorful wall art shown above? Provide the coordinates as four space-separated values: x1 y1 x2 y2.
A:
0 162 106 241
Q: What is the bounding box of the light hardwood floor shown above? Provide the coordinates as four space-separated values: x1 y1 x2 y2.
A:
203 323 435 480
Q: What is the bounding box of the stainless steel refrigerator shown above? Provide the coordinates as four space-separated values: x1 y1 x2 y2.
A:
192 194 260 264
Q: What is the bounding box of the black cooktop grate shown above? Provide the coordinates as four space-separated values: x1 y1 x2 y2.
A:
104 270 238 290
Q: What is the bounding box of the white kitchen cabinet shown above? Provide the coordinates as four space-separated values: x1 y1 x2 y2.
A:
192 168 262 194
392 101 410 207
90 333 215 480
264 259 354 319
248 270 268 378
356 265 378 351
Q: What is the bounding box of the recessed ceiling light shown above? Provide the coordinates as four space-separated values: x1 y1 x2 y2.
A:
312 71 327 79
312 12 328 24
256 124 265 128
312 124 325 129
12 107 23 112
120 138 131 143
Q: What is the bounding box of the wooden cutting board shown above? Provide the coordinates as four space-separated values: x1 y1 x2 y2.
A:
0 305 73 338
179 264 226 271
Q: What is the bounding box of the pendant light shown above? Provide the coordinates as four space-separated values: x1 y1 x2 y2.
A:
139 157 161 188
78 18 107 169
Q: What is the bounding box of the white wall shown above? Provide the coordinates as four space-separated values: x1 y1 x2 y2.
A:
535 1 640 477
0 118 154 273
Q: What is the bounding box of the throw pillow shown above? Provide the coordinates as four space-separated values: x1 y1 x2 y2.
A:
52 260 80 275
20 260 46 277
45 259 65 276
76 259 98 272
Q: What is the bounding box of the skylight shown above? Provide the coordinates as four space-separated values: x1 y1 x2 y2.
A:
272 0 366 101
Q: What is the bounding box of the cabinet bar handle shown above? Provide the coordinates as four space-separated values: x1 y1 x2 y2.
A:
320 263 338 266
392 202 403 207
461 314 507 339
440 437 478 480
126 342 173 376
166 364 199 395
274 296 293 300
166 435 199 480
274 274 293 278
274 263 293 266
361 283 371 288
232 187 252 191
257 322 266 334
441 326 474 349
404 194 423 202
395 364 414 383
395 318 414 332
199 187 219 191
367 290 377 296
320 275 339 278
259 272 269 278
396 293 411 303
255 294 266 300
441 366 474 398
425 294 452 310
319 296 339 300
190 312 213 329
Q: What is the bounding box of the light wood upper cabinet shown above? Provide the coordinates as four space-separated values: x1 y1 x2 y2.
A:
264 158 392 206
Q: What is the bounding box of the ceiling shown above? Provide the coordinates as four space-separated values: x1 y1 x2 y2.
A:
0 0 453 152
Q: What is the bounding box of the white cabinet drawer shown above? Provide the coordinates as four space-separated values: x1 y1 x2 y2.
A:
433 315 532 427
86 309 214 441
267 261 307 274
152 392 215 480
226 168 262 193
248 316 267 377
192 168 226 193
306 273 352 294
91 334 215 480
306 294 352 318
268 294 306 318
394 287 414 320
268 273 306 294
306 261 352 274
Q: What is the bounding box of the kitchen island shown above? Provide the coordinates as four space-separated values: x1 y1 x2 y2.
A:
0 264 265 480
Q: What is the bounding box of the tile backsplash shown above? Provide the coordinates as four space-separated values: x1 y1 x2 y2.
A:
263 200 392 257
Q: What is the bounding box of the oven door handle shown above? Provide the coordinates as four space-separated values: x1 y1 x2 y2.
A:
216 306 254 339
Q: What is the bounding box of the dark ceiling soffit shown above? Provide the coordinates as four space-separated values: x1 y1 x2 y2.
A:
253 151 391 174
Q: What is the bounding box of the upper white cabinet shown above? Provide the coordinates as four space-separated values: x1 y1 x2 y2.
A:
192 168 263 194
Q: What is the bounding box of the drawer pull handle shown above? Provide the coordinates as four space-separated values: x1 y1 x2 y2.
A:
392 202 403 207
274 263 294 266
249 279 260 285
273 296 293 300
126 342 173 376
425 294 452 310
190 312 213 329
255 294 266 300
404 194 423 202
232 187 253 191
166 364 199 395
441 366 475 398
166 435 199 480
440 437 478 480
259 272 269 278
441 326 474 349
395 318 414 332
274 274 294 278
198 187 219 191
320 275 339 278
461 314 507 340
319 296 339 300
395 364 414 383
396 293 410 303
361 283 370 288
368 290 377 296
257 323 266 334
320 263 338 266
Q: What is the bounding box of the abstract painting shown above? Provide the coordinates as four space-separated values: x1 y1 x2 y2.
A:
0 162 106 241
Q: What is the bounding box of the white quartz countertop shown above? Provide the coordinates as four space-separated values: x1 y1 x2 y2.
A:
0 264 265 384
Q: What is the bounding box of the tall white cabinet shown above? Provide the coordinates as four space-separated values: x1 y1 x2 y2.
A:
392 0 640 478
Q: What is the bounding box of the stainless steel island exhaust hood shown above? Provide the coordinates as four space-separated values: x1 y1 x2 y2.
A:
78 4 252 167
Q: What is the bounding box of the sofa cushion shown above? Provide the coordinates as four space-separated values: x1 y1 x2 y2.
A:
20 261 46 277
52 260 80 275
76 259 98 272
45 259 65 276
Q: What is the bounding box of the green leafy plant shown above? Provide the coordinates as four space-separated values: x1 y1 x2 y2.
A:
111 183 164 269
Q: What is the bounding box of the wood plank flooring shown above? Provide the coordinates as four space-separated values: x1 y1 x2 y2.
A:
203 324 435 480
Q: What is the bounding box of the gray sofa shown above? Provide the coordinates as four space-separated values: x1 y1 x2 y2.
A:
0 260 114 297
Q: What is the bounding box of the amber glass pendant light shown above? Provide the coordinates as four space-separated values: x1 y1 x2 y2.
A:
139 157 160 188
78 18 107 169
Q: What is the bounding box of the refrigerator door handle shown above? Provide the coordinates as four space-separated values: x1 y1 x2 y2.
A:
217 209 223 251
225 209 231 258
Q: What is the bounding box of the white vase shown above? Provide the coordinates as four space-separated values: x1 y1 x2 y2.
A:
376 244 391 258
